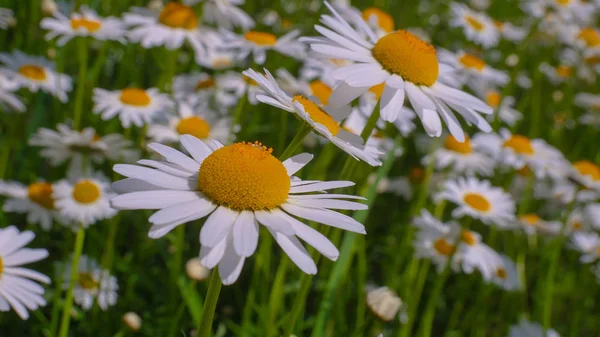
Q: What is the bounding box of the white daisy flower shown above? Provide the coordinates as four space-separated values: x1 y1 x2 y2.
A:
0 50 72 102
575 93 600 128
475 89 522 127
147 102 232 144
196 48 238 70
412 210 461 272
0 180 65 230
539 63 574 85
243 68 382 166
53 171 117 228
124 3 220 63
438 49 509 90
0 74 25 112
456 229 503 281
40 6 126 46
490 254 521 291
301 2 493 142
111 137 368 285
493 20 526 42
0 226 50 320
193 0 254 30
173 71 245 109
423 133 495 176
560 25 600 51
435 177 516 228
92 87 174 128
566 209 591 233
570 232 600 263
507 318 560 337
61 255 118 310
570 160 600 192
221 29 306 64
514 214 562 236
449 2 499 48
0 8 15 29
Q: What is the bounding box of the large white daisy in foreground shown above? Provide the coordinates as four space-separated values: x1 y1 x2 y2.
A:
301 2 492 142
111 136 367 285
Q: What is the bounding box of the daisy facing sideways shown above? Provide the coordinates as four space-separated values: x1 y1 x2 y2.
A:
111 136 368 285
60 255 118 311
423 133 495 176
0 180 65 230
243 68 382 166
301 2 493 142
221 29 306 65
437 49 509 90
571 160 600 192
570 232 600 263
0 226 50 320
172 71 245 109
449 2 499 48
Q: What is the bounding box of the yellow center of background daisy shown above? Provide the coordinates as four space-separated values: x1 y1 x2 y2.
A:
176 116 211 139
309 80 332 105
212 57 233 68
244 31 277 45
571 222 582 231
496 268 507 279
195 77 215 90
556 0 571 5
78 272 99 290
578 28 600 47
433 238 455 256
573 160 600 181
465 15 484 31
0 256 3 275
444 135 472 154
459 54 486 72
556 65 572 78
486 91 501 108
503 135 534 155
119 88 151 107
493 20 504 29
159 2 198 29
372 30 439 86
198 142 290 211
27 182 55 209
362 7 394 33
292 95 340 136
461 231 477 245
520 214 540 226
70 18 102 32
18 65 46 80
463 193 491 212
369 83 385 99
72 180 101 204
585 55 600 65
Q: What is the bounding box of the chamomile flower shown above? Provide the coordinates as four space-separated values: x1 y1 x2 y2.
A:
539 63 574 85
476 89 522 127
0 180 65 230
301 2 493 142
570 232 600 263
493 20 526 42
0 74 25 112
147 102 232 144
507 318 560 337
514 214 562 236
412 210 460 272
457 229 503 281
438 50 509 90
197 49 238 70
570 160 600 191
61 255 118 310
40 6 126 46
450 2 499 47
361 7 395 37
173 72 245 108
560 26 600 51
435 177 516 228
194 0 254 30
0 8 15 29
92 87 174 128
575 93 600 128
243 68 382 166
111 137 368 285
53 172 117 227
0 226 50 320
490 254 521 291
0 50 72 102
423 134 495 176
221 29 306 64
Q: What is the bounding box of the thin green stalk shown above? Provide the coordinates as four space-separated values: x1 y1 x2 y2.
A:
360 105 381 140
73 38 89 130
418 262 451 337
277 111 288 152
57 226 86 337
266 257 290 337
279 123 311 160
195 269 222 337
398 260 431 337
230 95 247 142
283 272 313 337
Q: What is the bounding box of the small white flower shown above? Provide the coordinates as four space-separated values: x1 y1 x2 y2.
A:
61 255 118 310
450 2 499 47
490 254 521 291
0 180 66 230
173 71 245 109
423 133 495 176
366 286 405 322
514 214 562 236
194 0 254 30
570 160 600 192
507 318 560 337
438 49 509 90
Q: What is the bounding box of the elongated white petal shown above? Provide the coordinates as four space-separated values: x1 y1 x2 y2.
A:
282 153 313 176
199 206 238 247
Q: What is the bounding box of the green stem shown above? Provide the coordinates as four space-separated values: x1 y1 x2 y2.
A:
283 272 313 337
266 257 290 337
398 260 431 337
419 263 451 337
360 105 381 140
195 269 223 337
57 226 86 337
73 38 88 130
279 123 311 160
230 95 247 142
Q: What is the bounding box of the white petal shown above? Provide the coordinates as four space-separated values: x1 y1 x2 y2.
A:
113 165 192 190
380 86 405 122
110 190 201 210
280 203 366 234
254 210 295 235
282 153 313 176
328 82 369 109
180 134 212 163
148 143 199 172
148 198 215 225
289 181 355 193
219 237 246 285
232 211 259 257
199 206 238 247
268 229 317 274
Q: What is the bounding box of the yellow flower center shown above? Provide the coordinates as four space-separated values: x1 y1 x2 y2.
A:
212 57 233 68
520 214 540 226
0 256 3 276
159 2 198 30
176 116 211 139
70 18 102 32
195 77 215 90
461 231 477 245
198 142 290 211
292 95 340 136
372 30 439 86
503 135 534 155
72 180 101 204
585 55 600 65
578 28 600 47
493 20 505 29
465 15 485 31
556 65 572 78
27 182 55 209
78 272 99 290
433 238 455 256
571 222 582 231
18 65 47 81
244 31 278 46
496 267 507 279
362 7 394 33
309 80 332 105
458 53 486 72
119 88 151 107
444 135 472 154
486 91 501 108
556 0 571 5
463 193 491 212
369 83 386 99
573 160 600 181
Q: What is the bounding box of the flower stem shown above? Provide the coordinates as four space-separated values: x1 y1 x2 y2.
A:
279 123 311 160
195 269 222 337
73 38 88 130
57 226 86 337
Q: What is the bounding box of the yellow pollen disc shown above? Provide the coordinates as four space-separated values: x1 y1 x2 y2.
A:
0 256 3 276
493 20 504 29
463 193 491 212
573 160 600 181
556 65 572 78
520 214 540 226
27 182 55 209
372 30 439 86
195 77 215 90
461 231 477 246
369 83 385 99
458 53 486 72
159 2 198 29
444 135 472 154
72 180 101 204
486 91 501 108
93 133 101 142
503 135 534 155
465 15 485 31
433 238 455 256
244 31 278 46
309 80 332 105
362 7 394 33
571 222 582 231
578 28 600 47
119 88 151 107
212 57 232 68
556 0 571 5
70 18 102 32
292 95 340 136
18 65 47 81
78 272 99 290
409 167 425 184
596 246 600 255
198 142 289 211
496 267 507 279
585 55 600 65
176 116 211 139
